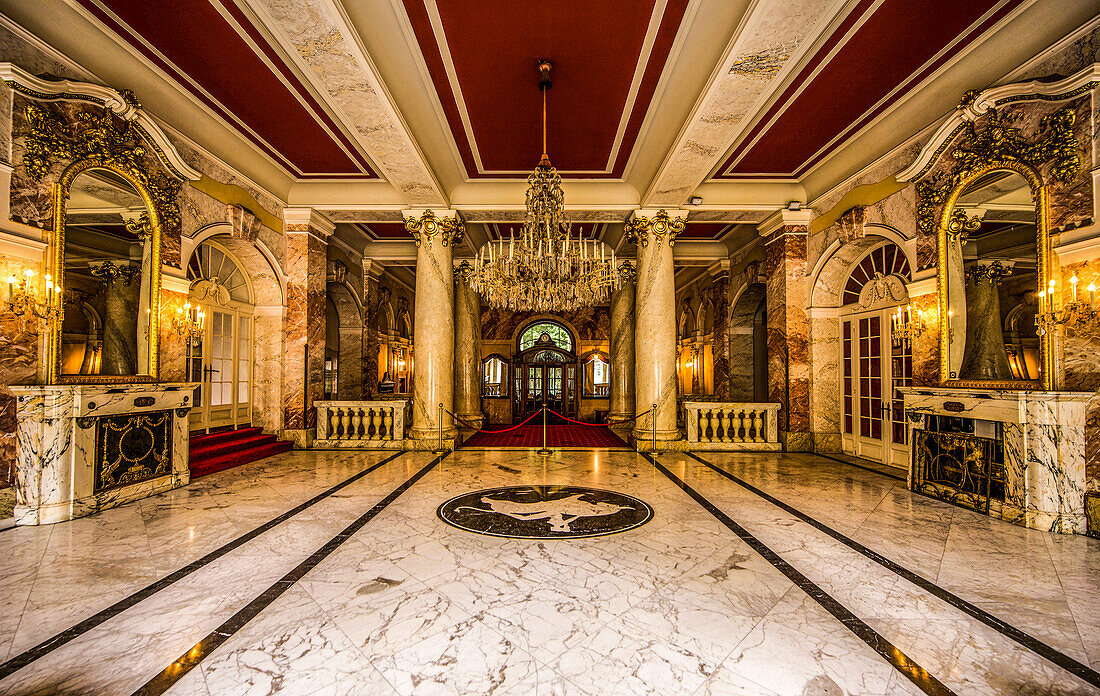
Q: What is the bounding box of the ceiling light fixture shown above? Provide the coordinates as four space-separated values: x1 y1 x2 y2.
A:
470 60 619 312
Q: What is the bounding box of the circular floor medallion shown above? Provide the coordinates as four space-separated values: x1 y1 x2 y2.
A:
437 485 653 539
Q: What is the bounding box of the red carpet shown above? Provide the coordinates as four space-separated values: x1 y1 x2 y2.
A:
463 423 626 448
189 427 294 478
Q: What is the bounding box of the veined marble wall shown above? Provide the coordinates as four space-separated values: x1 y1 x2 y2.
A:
764 226 811 451
282 228 327 443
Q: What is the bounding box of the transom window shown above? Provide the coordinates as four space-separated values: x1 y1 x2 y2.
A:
519 321 573 352
842 244 911 306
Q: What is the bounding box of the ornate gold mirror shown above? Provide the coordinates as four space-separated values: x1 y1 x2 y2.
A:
938 162 1050 389
49 162 162 383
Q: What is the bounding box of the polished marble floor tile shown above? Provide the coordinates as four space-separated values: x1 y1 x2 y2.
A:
0 447 1098 695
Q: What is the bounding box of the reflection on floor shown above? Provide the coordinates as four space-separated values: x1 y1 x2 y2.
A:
0 448 1097 695
463 422 626 448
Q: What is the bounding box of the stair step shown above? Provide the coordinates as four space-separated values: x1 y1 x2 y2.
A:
189 440 294 479
190 432 276 458
190 426 262 449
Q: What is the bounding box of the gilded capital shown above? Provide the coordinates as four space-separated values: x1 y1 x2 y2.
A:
453 260 474 284
617 260 637 284
625 209 685 248
404 209 464 248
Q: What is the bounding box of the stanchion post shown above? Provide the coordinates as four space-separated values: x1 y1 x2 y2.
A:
538 404 552 456
651 402 659 457
435 402 445 454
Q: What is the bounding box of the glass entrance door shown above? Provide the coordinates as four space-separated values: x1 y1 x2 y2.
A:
841 310 911 466
188 309 252 432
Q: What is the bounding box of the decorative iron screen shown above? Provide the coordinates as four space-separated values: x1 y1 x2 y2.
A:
94 410 173 492
912 429 1004 513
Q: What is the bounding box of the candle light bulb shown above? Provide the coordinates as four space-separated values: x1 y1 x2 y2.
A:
24 269 33 277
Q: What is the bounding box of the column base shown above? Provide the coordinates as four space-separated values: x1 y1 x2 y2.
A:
781 431 814 452
631 429 681 446
408 427 458 441
455 412 484 430
281 428 313 449
403 436 457 452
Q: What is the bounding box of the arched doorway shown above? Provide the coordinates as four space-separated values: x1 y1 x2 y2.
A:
512 320 578 422
186 240 255 432
729 282 767 401
838 242 912 465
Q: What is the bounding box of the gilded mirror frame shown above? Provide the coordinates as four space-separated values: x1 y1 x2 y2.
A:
47 159 162 384
936 159 1051 390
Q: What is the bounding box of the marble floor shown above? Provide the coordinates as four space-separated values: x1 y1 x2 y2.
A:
0 448 1097 695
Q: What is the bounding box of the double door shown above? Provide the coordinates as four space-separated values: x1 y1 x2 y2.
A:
187 308 252 431
841 309 911 466
515 363 575 422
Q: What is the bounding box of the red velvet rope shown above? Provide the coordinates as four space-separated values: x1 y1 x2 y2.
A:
546 407 651 427
446 407 542 434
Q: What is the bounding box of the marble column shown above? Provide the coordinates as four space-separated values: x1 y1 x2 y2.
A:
959 260 1014 381
453 261 483 430
282 208 332 447
629 210 685 444
759 209 812 452
90 261 141 375
710 263 730 400
362 260 382 397
406 210 462 443
609 261 636 423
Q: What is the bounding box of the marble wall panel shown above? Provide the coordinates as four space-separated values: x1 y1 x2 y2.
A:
481 306 610 343
282 231 326 434
157 289 188 383
0 311 37 489
808 313 840 451
252 314 284 434
363 277 380 395
710 274 730 400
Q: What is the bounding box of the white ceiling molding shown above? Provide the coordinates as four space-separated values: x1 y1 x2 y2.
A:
0 62 204 182
897 62 1100 183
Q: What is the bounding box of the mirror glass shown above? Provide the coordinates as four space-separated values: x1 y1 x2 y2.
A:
583 352 610 397
481 355 508 397
61 168 154 377
946 170 1039 382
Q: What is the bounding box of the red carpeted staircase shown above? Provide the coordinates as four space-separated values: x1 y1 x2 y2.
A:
188 427 293 478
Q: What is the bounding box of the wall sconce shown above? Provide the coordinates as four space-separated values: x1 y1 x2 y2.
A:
6 268 61 320
168 300 205 339
1037 274 1099 337
891 303 932 348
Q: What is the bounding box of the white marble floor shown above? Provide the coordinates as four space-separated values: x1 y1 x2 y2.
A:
0 448 1097 695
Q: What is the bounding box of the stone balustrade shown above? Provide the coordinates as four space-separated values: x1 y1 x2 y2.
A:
314 400 408 449
682 402 781 451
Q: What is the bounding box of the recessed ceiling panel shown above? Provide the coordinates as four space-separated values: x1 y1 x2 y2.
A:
401 0 689 179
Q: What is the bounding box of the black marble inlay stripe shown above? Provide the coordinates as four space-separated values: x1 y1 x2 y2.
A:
813 452 906 482
642 452 958 696
687 452 1100 690
0 451 407 681
131 451 450 696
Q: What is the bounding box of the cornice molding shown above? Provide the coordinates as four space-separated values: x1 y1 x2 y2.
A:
283 207 335 237
897 63 1100 183
757 208 813 237
0 62 203 182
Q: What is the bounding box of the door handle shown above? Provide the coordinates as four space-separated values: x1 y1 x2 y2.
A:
203 366 219 376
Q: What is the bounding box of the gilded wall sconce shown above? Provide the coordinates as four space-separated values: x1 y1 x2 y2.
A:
5 268 61 320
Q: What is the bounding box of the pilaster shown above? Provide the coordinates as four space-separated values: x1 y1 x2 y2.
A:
282 208 333 447
759 209 812 452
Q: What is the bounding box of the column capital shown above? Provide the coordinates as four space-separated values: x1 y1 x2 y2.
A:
361 258 385 282
283 208 335 239
626 209 687 248
617 260 637 284
453 259 475 283
403 209 464 248
758 208 812 242
708 259 730 280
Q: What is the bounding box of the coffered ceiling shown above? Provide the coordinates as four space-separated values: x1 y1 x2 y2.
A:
3 0 1097 262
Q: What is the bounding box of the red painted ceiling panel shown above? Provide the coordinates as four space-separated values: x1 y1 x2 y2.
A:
679 222 730 239
402 0 688 178
79 0 375 177
717 0 1018 178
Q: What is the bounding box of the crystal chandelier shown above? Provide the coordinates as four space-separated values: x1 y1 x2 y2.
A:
470 60 619 312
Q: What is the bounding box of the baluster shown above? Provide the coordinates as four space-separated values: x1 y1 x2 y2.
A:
719 408 731 442
335 408 347 439
707 409 717 443
383 407 393 440
347 407 358 440
735 409 746 443
370 407 380 439
751 409 762 442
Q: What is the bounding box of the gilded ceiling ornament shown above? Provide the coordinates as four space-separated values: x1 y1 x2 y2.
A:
405 209 464 248
453 260 474 284
945 209 982 244
22 103 183 234
617 260 637 284
89 260 141 286
625 209 685 248
965 261 1013 286
124 211 153 241
916 104 1079 241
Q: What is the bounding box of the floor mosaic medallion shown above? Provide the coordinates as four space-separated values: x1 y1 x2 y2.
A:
437 485 653 539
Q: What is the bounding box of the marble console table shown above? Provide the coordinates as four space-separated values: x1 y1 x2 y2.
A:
11 383 196 525
900 387 1091 534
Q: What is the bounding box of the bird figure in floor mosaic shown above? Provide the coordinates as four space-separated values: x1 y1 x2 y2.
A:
455 493 629 532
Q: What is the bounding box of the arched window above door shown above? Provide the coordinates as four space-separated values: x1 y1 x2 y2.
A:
841 243 911 308
187 242 254 306
518 320 573 352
